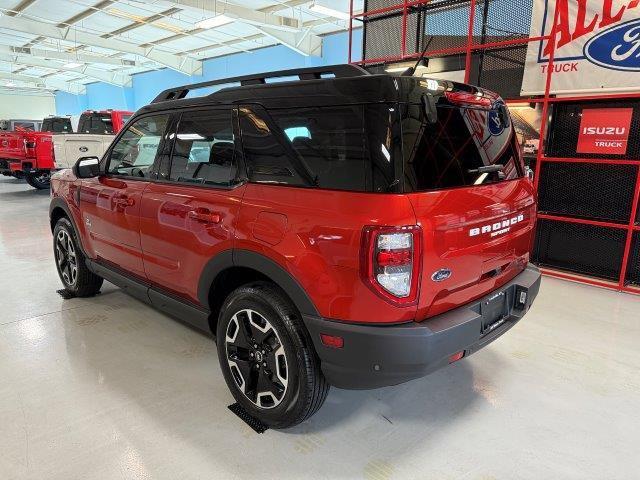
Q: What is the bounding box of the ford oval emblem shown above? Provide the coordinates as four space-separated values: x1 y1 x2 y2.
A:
431 268 452 282
79 146 89 152
487 109 505 136
584 19 640 71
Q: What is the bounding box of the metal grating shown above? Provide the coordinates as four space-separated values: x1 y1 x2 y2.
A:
538 162 638 224
533 219 627 281
476 45 527 99
546 101 640 159
420 0 474 57
626 232 640 286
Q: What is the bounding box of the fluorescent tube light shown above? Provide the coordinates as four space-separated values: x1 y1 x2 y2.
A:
309 1 350 20
62 62 83 69
195 14 233 29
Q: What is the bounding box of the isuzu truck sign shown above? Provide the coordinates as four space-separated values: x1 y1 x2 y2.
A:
577 108 633 155
522 1 640 95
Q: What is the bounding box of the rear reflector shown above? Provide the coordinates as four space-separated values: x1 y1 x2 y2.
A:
320 334 344 349
449 351 465 363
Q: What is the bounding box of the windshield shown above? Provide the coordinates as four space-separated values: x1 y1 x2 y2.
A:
401 103 522 192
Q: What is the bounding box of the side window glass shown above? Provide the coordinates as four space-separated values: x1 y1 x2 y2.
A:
107 115 169 178
238 106 308 186
168 109 236 186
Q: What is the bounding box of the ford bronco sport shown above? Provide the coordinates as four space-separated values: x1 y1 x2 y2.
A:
50 64 541 428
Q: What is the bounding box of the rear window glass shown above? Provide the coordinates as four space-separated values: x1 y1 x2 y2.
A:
42 118 72 133
78 114 114 134
239 104 397 192
402 103 522 192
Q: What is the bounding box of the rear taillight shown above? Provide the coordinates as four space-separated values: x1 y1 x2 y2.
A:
360 225 422 306
445 90 493 109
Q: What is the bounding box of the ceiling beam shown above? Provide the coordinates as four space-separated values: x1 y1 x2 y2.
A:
168 0 302 32
0 16 202 75
257 27 322 57
153 0 323 56
0 71 86 94
4 0 38 16
0 43 150 68
0 52 132 86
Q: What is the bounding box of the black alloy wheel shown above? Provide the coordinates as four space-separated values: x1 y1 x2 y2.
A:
225 308 289 409
55 228 78 288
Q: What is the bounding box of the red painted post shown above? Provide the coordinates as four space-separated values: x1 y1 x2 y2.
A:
401 0 408 58
348 0 354 64
533 3 560 192
464 0 476 83
618 167 640 288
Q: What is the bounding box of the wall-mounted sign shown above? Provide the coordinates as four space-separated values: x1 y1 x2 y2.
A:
577 108 633 155
522 1 640 95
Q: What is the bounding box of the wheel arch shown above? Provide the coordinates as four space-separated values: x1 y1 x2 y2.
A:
200 249 320 333
49 198 89 257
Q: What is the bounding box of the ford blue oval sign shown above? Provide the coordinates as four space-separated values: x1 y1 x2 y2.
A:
584 19 640 71
431 269 452 282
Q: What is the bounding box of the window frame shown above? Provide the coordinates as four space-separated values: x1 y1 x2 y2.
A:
103 112 172 181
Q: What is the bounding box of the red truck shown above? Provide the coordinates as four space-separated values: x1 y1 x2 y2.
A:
50 65 540 428
0 110 131 189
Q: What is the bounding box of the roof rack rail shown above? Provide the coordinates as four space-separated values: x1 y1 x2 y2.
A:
151 64 369 104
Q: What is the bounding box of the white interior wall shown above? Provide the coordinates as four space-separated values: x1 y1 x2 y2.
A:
0 91 56 120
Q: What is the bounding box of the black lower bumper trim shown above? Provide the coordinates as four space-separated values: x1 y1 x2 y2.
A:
302 264 541 390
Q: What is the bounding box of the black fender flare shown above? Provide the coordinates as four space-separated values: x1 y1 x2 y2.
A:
197 249 320 318
49 198 89 255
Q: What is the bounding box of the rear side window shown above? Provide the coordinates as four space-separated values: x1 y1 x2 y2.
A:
402 103 522 192
238 105 309 187
78 113 114 134
42 118 72 133
168 109 237 186
239 104 397 192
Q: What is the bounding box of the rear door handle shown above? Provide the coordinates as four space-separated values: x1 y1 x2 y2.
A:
188 208 221 224
113 196 134 207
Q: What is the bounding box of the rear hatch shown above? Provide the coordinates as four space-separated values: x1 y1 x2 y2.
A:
400 83 536 319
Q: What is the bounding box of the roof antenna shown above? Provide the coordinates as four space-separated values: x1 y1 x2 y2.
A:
401 38 431 76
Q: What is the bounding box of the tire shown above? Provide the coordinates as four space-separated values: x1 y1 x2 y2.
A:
53 217 103 297
217 282 329 428
12 171 24 179
25 171 50 189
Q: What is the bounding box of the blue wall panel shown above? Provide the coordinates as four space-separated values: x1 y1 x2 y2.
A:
55 29 362 115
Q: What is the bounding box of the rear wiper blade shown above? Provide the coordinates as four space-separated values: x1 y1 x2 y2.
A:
467 165 504 174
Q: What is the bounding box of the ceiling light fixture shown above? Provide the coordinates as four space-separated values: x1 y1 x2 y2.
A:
195 14 234 30
309 0 350 20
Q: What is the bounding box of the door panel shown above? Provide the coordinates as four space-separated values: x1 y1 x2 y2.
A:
140 108 243 304
140 183 245 302
80 177 148 278
79 114 171 279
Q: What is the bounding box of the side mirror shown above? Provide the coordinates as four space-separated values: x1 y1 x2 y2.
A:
73 156 100 178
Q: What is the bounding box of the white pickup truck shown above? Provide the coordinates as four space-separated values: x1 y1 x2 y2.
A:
52 110 132 170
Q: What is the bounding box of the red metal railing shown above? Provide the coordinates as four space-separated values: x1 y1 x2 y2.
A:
348 0 640 295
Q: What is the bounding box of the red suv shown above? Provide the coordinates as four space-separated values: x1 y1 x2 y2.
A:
50 65 541 428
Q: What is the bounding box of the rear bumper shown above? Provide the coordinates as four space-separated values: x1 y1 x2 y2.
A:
0 159 23 174
303 264 541 389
